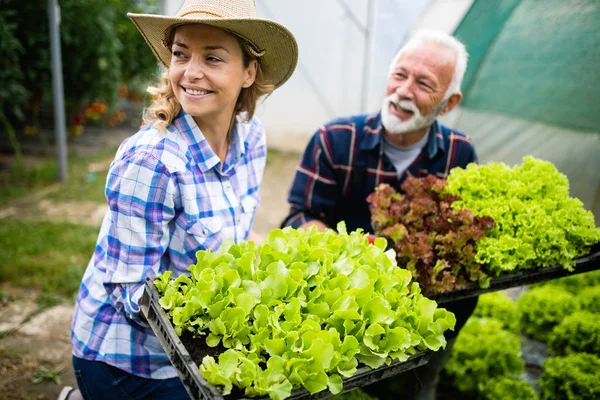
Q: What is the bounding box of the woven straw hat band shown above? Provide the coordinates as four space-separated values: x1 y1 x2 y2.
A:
161 21 266 58
177 0 256 19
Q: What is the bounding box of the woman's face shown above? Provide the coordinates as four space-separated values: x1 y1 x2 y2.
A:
169 24 257 129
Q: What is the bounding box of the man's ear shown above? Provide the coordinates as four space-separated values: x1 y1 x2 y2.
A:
242 60 258 89
440 92 463 115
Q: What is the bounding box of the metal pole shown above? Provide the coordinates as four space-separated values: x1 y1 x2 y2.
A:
48 0 68 181
360 0 375 113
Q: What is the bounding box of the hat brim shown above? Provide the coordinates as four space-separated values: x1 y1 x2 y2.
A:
127 13 298 89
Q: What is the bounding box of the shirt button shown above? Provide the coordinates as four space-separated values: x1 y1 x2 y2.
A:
237 219 241 224
202 228 208 236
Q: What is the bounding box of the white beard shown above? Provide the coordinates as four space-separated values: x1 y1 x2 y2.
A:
381 93 446 135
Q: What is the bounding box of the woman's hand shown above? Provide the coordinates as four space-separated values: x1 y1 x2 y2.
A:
247 230 264 243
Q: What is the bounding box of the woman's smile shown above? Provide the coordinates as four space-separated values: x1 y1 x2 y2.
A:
181 85 214 98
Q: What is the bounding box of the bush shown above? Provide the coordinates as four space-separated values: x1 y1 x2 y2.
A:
473 292 521 333
0 7 28 161
445 318 524 393
579 286 600 314
1 0 158 133
539 353 600 400
547 311 600 356
517 286 579 342
0 8 27 119
482 376 537 400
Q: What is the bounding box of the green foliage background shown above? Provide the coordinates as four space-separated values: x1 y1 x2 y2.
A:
0 0 158 129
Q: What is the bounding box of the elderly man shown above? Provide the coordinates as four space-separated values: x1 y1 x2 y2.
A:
281 30 476 399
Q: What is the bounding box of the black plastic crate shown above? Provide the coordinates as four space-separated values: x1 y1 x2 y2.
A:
430 243 600 304
140 279 433 400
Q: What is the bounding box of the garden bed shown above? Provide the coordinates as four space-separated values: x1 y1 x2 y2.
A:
140 279 431 400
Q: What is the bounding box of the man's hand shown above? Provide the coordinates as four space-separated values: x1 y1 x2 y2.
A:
299 220 329 232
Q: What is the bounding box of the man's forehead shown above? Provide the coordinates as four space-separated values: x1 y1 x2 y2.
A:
394 42 456 75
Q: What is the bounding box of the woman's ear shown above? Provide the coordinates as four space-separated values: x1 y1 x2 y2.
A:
242 60 258 88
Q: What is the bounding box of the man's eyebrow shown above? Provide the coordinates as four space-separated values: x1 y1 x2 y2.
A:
394 67 433 81
415 71 439 86
417 75 435 84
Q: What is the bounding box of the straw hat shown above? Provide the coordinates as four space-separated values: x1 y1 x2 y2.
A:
128 0 298 88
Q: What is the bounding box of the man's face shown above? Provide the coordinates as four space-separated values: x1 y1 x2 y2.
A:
382 42 457 135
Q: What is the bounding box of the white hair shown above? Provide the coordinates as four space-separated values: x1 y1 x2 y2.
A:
388 30 468 97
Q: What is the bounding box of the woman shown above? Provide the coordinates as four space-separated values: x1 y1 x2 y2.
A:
69 1 298 398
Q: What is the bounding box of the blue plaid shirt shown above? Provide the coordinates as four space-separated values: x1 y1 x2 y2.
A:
72 112 266 378
282 113 478 337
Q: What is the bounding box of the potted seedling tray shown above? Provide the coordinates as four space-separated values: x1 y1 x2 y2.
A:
140 278 433 400
430 243 600 304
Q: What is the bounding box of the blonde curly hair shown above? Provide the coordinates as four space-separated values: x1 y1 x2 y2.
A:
143 29 275 132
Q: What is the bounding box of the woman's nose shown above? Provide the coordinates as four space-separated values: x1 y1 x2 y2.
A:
184 59 205 80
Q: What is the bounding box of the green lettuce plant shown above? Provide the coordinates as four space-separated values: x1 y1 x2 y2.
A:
154 224 456 400
539 353 600 400
517 286 579 342
534 271 600 295
579 286 600 314
446 156 600 273
445 318 524 393
548 311 600 356
473 292 521 333
482 376 537 400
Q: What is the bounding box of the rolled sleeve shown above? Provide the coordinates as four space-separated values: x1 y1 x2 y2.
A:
103 152 176 324
108 283 149 327
282 129 339 229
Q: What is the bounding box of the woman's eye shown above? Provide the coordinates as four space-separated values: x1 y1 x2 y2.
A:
206 56 222 63
172 50 185 58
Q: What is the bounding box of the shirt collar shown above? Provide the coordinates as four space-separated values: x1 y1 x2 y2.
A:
359 113 384 151
230 115 248 157
223 118 246 173
426 120 445 158
361 112 445 158
174 112 246 173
